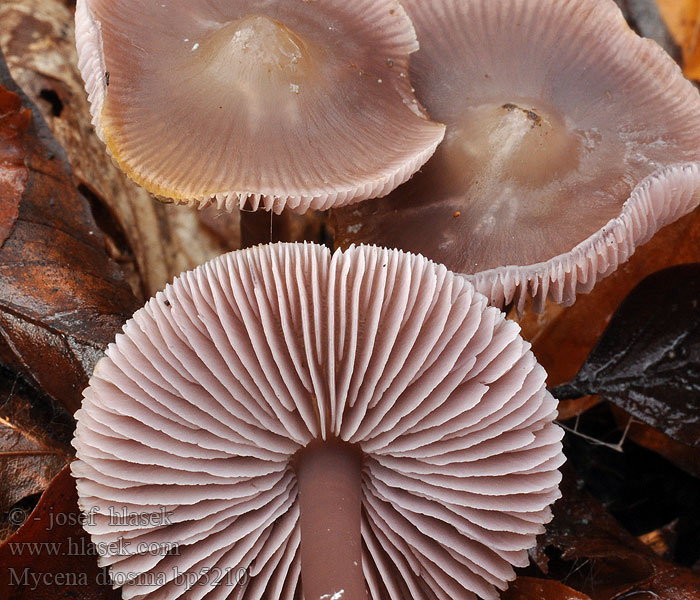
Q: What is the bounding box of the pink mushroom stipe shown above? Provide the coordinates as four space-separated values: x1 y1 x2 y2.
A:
71 243 564 600
333 0 700 313
74 0 445 214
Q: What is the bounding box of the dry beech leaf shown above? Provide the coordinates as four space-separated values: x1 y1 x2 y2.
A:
0 0 241 300
534 467 700 600
656 0 700 80
0 55 137 414
0 464 121 600
552 264 700 448
503 577 591 600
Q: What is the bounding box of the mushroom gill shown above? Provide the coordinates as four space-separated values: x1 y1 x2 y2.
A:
75 0 445 213
332 0 700 312
72 243 564 600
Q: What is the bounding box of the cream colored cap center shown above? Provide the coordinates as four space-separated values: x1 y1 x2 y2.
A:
447 102 582 188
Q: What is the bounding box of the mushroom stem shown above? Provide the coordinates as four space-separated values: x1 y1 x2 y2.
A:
297 438 367 600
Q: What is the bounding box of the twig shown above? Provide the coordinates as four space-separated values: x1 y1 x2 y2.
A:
556 414 638 453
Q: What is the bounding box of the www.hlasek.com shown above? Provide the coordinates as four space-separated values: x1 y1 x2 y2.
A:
8 535 179 557
7 566 249 591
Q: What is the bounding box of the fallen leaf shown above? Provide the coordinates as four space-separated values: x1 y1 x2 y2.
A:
534 466 700 599
504 577 591 600
0 366 71 542
0 0 241 300
0 54 138 414
551 264 700 448
0 81 29 247
0 464 121 599
655 0 700 80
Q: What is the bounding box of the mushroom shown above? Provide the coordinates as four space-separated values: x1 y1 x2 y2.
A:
75 0 445 213
332 0 700 312
72 242 563 600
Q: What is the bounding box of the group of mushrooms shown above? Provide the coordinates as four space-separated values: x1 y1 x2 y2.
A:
69 0 700 599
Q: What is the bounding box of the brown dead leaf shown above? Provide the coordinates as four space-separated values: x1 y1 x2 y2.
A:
0 366 71 542
0 464 121 599
504 577 591 600
656 0 700 80
0 84 29 247
0 56 138 414
534 466 700 600
0 0 241 301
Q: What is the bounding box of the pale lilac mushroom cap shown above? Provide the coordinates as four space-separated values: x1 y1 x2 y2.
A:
71 243 564 600
333 0 700 313
74 0 445 214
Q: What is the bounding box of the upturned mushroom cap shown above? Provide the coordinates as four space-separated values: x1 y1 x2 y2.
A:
75 0 445 214
333 0 700 312
72 243 563 600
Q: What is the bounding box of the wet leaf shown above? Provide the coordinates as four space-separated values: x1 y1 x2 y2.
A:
0 366 72 542
534 467 700 600
0 0 241 300
0 54 138 414
655 0 700 80
0 464 121 600
552 264 700 448
504 577 591 600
